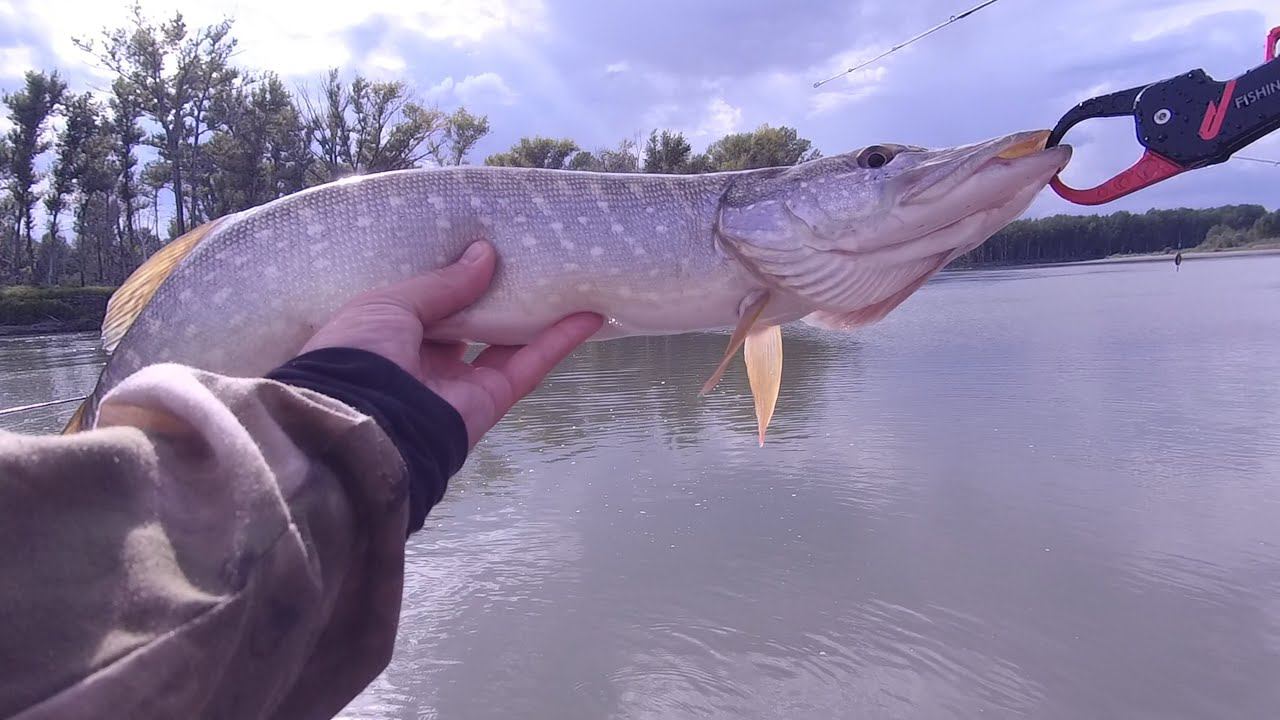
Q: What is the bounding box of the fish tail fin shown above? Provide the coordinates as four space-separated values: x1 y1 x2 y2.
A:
101 218 224 354
61 397 92 435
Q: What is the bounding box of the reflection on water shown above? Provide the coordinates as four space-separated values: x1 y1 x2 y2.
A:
4 255 1280 719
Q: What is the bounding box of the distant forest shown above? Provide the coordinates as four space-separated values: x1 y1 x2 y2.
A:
0 8 1274 289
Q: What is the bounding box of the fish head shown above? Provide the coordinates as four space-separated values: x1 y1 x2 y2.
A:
715 130 1071 324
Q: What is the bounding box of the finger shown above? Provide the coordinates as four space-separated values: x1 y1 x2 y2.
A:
378 241 497 324
424 339 469 363
485 312 603 401
470 343 520 371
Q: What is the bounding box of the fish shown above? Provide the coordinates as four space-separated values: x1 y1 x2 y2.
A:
65 129 1071 443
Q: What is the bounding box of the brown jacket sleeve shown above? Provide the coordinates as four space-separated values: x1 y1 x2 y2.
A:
0 362 418 720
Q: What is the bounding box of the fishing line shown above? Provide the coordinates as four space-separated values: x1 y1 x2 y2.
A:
0 396 84 417
813 0 1005 88
1236 155 1280 166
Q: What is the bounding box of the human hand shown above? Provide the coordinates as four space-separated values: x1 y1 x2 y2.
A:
300 241 603 447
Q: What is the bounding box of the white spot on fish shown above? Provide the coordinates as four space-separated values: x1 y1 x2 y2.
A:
427 195 444 210
649 268 661 277
633 247 647 256
655 224 668 233
436 217 452 230
522 235 537 248
577 216 589 225
479 216 493 228
608 267 621 276
550 221 564 232
515 214 528 223
306 224 325 237
596 200 610 212
590 246 604 257
212 287 232 306
611 223 624 234
356 216 373 228
178 289 193 302
564 262 581 271
561 239 576 251
469 196 482 209
645 206 654 213
399 263 412 274
390 195 406 207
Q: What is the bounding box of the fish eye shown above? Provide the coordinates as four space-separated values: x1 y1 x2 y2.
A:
856 145 895 169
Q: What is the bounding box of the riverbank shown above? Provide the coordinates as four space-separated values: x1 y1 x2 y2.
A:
948 243 1280 272
0 286 115 337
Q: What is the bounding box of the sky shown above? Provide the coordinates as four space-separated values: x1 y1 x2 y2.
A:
0 0 1276 218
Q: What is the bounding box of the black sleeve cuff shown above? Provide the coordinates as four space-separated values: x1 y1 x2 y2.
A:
266 347 469 535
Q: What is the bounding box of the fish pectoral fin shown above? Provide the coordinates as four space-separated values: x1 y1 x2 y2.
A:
699 291 770 396
745 324 783 446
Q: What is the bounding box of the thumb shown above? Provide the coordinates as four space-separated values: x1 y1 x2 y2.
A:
383 241 497 324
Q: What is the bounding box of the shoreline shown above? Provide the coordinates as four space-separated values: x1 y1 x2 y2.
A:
946 246 1280 273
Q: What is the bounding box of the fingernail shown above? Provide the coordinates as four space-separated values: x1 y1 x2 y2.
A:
462 242 488 263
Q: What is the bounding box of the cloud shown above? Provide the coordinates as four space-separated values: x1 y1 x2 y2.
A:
427 72 517 108
695 97 742 138
604 61 629 75
454 72 517 106
0 46 33 79
0 0 547 79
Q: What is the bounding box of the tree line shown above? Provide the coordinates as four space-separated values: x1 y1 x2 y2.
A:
0 7 1274 289
954 204 1280 267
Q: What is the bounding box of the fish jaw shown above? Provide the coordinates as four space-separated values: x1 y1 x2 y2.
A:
713 130 1071 319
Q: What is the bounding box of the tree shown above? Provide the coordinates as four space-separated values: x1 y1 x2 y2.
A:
643 129 692 173
704 124 820 171
2 70 66 279
201 73 311 216
484 136 579 169
1250 210 1280 240
300 69 446 183
110 77 147 259
569 137 640 173
77 5 238 236
434 106 490 166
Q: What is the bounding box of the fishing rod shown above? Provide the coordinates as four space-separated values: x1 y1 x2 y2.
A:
0 396 85 418
812 0 1004 88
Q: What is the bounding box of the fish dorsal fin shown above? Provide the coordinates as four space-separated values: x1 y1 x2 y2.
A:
101 219 222 354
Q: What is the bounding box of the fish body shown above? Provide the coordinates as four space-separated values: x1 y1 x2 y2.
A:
74 130 1071 437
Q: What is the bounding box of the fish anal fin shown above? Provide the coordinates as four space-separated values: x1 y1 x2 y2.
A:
699 291 770 396
101 218 223 354
745 324 783 446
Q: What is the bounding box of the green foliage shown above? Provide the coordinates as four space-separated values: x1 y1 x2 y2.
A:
485 136 580 169
704 124 820 171
957 205 1275 266
0 285 114 325
436 107 491 166
1249 210 1280 240
3 70 67 280
300 69 447 183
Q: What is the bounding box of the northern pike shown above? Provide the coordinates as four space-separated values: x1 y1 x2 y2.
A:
66 129 1071 442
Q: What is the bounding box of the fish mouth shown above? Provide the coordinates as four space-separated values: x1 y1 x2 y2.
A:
902 129 1070 206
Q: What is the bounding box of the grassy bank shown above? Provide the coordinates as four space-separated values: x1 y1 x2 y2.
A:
0 286 116 334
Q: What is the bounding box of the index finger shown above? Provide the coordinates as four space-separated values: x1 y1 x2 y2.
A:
479 312 604 400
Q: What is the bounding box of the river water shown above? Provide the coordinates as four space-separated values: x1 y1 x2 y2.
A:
2 255 1279 718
